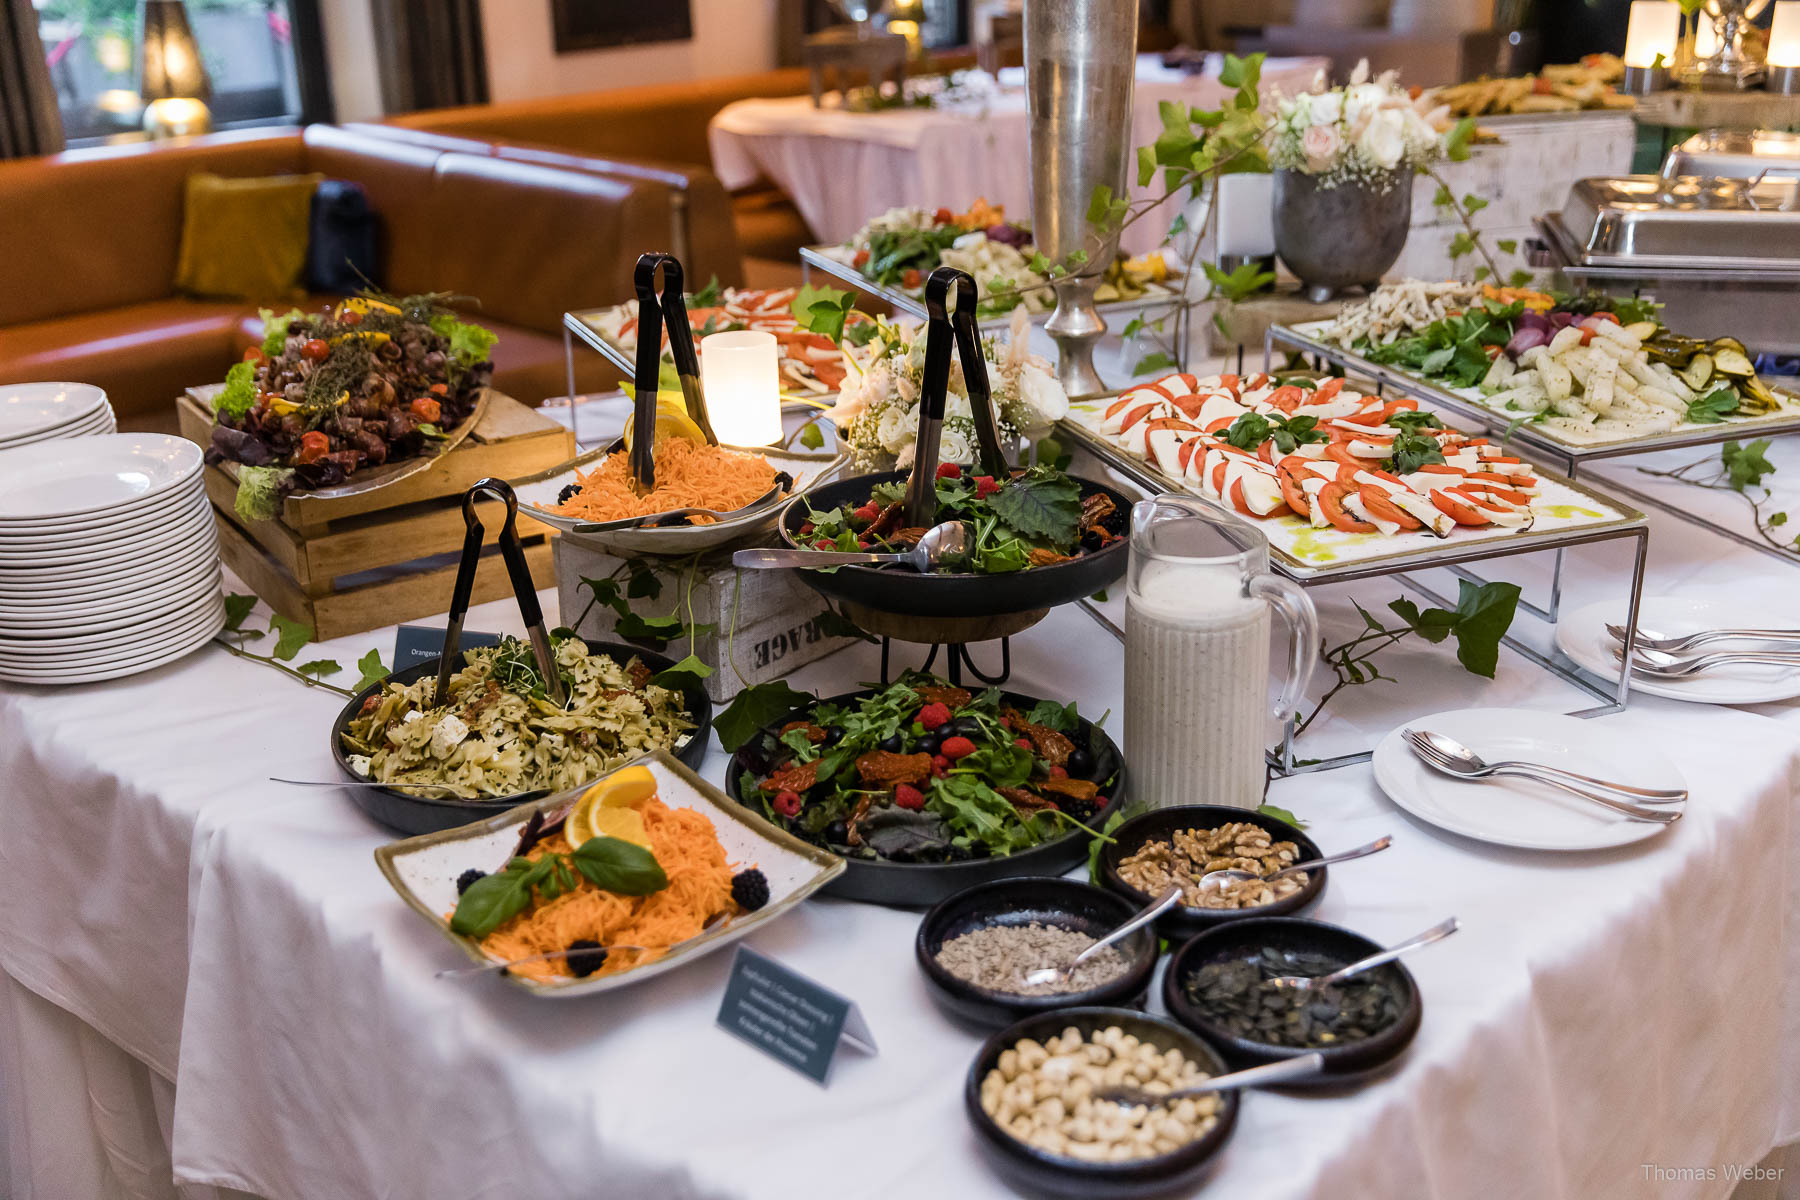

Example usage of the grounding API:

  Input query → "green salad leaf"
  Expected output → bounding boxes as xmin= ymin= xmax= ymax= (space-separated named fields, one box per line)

xmin=214 ymin=360 xmax=258 ymax=420
xmin=259 ymin=307 xmax=305 ymax=357
xmin=986 ymin=469 xmax=1082 ymax=544
xmin=233 ymin=466 xmax=293 ymax=522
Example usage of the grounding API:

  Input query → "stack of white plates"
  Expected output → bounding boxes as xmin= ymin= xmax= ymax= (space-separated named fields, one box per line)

xmin=0 ymin=433 xmax=223 ymax=684
xmin=0 ymin=383 xmax=117 ymax=451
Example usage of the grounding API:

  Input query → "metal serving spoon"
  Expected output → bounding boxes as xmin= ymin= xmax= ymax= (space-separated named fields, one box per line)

xmin=1403 ymin=729 xmax=1685 ymax=824
xmin=731 ymin=520 xmax=968 ymax=572
xmin=1018 ymin=885 xmax=1183 ymax=989
xmin=1265 ymin=916 xmax=1459 ymax=991
xmin=1194 ymin=836 xmax=1393 ymax=895
xmin=1604 ymin=621 xmax=1800 ymax=653
xmin=1616 ymin=643 xmax=1800 ymax=680
xmin=1094 ymin=1052 xmax=1326 ymax=1107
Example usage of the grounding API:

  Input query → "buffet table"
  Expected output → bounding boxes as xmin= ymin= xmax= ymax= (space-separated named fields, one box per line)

xmin=706 ymin=55 xmax=1327 ymax=256
xmin=8 ymin=395 xmax=1800 ymax=1199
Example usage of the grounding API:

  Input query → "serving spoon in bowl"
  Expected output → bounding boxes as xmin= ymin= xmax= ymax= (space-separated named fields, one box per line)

xmin=1264 ymin=916 xmax=1459 ymax=991
xmin=1095 ymin=1052 xmax=1327 ymax=1106
xmin=1018 ymin=884 xmax=1183 ymax=989
xmin=1193 ymin=836 xmax=1393 ymax=896
xmin=732 ymin=520 xmax=968 ymax=573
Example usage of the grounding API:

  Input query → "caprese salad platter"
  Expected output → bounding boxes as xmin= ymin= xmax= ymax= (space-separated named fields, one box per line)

xmin=1060 ymin=370 xmax=1642 ymax=576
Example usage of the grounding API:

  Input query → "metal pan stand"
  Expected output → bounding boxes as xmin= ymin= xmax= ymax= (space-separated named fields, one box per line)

xmin=1267 ymin=322 xmax=1800 ymax=573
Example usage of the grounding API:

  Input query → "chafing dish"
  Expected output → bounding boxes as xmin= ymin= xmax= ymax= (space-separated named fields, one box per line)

xmin=1662 ymin=130 xmax=1800 ymax=183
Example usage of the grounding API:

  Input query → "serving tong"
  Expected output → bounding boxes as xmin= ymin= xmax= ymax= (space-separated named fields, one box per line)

xmin=435 ymin=477 xmax=567 ymax=709
xmin=904 ymin=266 xmax=1011 ymax=527
xmin=627 ymin=251 xmax=717 ymax=492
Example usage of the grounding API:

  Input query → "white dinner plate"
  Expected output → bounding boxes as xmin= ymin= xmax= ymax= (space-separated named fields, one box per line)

xmin=0 ymin=486 xmax=209 ymax=552
xmin=0 ymin=433 xmax=202 ymax=520
xmin=0 ymin=590 xmax=223 ymax=659
xmin=0 ymin=496 xmax=213 ymax=569
xmin=0 ymin=565 xmax=222 ymax=632
xmin=0 ymin=467 xmax=192 ymax=537
xmin=1370 ymin=707 xmax=1685 ymax=852
xmin=0 ymin=538 xmax=219 ymax=604
xmin=1557 ymin=594 xmax=1800 ymax=705
xmin=0 ymin=383 xmax=107 ymax=441
xmin=0 ymin=519 xmax=215 ymax=586
xmin=0 ymin=605 xmax=223 ymax=684
xmin=0 ymin=407 xmax=116 ymax=451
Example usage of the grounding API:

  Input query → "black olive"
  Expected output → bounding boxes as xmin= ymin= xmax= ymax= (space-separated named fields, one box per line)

xmin=950 ymin=717 xmax=983 ymax=738
xmin=1079 ymin=528 xmax=1106 ymax=553
xmin=824 ymin=727 xmax=844 ymax=745
xmin=878 ymin=733 xmax=905 ymax=753
xmin=916 ymin=733 xmax=941 ymax=756
xmin=1067 ymin=745 xmax=1095 ymax=777
xmin=824 ymin=820 xmax=849 ymax=845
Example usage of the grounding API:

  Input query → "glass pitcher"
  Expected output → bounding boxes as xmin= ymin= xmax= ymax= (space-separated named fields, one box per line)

xmin=1125 ymin=495 xmax=1318 ymax=809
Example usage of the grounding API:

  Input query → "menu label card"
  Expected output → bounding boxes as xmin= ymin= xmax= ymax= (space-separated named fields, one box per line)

xmin=393 ymin=625 xmax=502 ymax=667
xmin=716 ymin=946 xmax=877 ymax=1085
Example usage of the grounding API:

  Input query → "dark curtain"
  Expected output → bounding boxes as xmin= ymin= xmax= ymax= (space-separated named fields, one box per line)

xmin=370 ymin=0 xmax=489 ymax=114
xmin=0 ymin=0 xmax=63 ymax=159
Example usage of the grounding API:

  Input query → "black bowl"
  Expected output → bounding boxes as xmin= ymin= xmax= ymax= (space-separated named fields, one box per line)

xmin=1162 ymin=917 xmax=1422 ymax=1082
xmin=330 ymin=639 xmax=712 ymax=835
xmin=1098 ymin=805 xmax=1325 ymax=943
xmin=965 ymin=1007 xmax=1239 ymax=1199
xmin=723 ymin=685 xmax=1124 ymax=907
xmin=916 ymin=879 xmax=1157 ymax=1029
xmin=775 ymin=470 xmax=1132 ymax=619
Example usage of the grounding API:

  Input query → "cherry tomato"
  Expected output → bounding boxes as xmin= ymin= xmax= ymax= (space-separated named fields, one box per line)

xmin=429 ymin=382 xmax=448 ymax=396
xmin=933 ymin=207 xmax=955 ymax=224
xmin=409 ymin=397 xmax=441 ymax=424
xmin=296 ymin=431 xmax=330 ymax=464
xmin=340 ymin=310 xmax=362 ymax=326
xmin=1484 ymin=344 xmax=1504 ymax=360
xmin=901 ymin=268 xmax=922 ymax=289
xmin=302 ymin=338 xmax=329 ymax=361
xmin=1591 ymin=310 xmax=1620 ymax=324
xmin=242 ymin=346 xmax=263 ymax=363
xmin=852 ymin=248 xmax=870 ymax=268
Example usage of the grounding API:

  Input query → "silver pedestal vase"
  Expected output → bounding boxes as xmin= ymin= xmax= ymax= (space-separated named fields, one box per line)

xmin=1272 ymin=168 xmax=1412 ymax=304
xmin=1025 ymin=0 xmax=1140 ymax=400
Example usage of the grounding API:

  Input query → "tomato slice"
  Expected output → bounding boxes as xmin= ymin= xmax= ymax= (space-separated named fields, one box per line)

xmin=1430 ymin=490 xmax=1493 ymax=526
xmin=1359 ymin=485 xmax=1424 ymax=530
xmin=1266 ymin=385 xmax=1304 ymax=413
xmin=1276 ymin=459 xmax=1311 ymax=516
xmin=1319 ymin=482 xmax=1377 ymax=533
xmin=1312 ymin=377 xmax=1345 ymax=403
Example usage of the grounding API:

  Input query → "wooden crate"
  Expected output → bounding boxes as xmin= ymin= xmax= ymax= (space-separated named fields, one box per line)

xmin=178 ymin=390 xmax=576 ymax=639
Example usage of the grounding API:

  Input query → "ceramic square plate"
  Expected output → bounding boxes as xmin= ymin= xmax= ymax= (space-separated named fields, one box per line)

xmin=374 ymin=750 xmax=845 ymax=997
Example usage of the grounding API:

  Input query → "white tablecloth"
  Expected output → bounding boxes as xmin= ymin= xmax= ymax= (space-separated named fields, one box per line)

xmin=10 ymin=394 xmax=1800 ymax=1198
xmin=708 ymin=56 xmax=1328 ymax=256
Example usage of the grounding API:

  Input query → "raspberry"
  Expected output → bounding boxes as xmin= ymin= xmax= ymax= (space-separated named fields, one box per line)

xmin=852 ymin=502 xmax=879 ymax=523
xmin=975 ymin=475 xmax=1000 ymax=498
xmin=773 ymin=789 xmax=802 ymax=817
xmin=932 ymin=753 xmax=952 ymax=771
xmin=1015 ymin=737 xmax=1033 ymax=751
xmin=893 ymin=783 xmax=925 ymax=810
xmin=932 ymin=761 xmax=947 ymax=778
xmin=1096 ymin=795 xmax=1110 ymax=809
xmin=935 ymin=462 xmax=962 ymax=480
xmin=814 ymin=538 xmax=835 ymax=550
xmin=939 ymin=735 xmax=977 ymax=760
xmin=1049 ymin=764 xmax=1069 ymax=779
xmin=799 ymin=521 xmax=815 ymax=535
xmin=917 ymin=702 xmax=952 ymax=730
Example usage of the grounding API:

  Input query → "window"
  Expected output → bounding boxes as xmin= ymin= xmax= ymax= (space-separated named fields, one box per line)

xmin=34 ymin=0 xmax=313 ymax=144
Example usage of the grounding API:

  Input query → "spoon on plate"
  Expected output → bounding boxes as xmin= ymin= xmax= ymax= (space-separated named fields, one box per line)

xmin=1604 ymin=621 xmax=1800 ymax=653
xmin=1095 ymin=1052 xmax=1326 ymax=1107
xmin=1193 ymin=836 xmax=1393 ymax=896
xmin=1264 ymin=916 xmax=1459 ymax=991
xmin=1019 ymin=884 xmax=1183 ymax=988
xmin=732 ymin=520 xmax=968 ymax=572
xmin=1402 ymin=729 xmax=1683 ymax=824
xmin=1615 ymin=643 xmax=1800 ymax=679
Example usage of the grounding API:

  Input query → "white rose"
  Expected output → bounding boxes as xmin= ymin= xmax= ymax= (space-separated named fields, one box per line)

xmin=1301 ymin=123 xmax=1341 ymax=172
xmin=1343 ymin=84 xmax=1380 ymax=141
xmin=876 ymin=402 xmax=915 ymax=454
xmin=1014 ymin=364 xmax=1069 ymax=430
xmin=936 ymin=426 xmax=974 ymax=466
xmin=1308 ymin=90 xmax=1342 ymax=126
xmin=1360 ymin=108 xmax=1406 ymax=171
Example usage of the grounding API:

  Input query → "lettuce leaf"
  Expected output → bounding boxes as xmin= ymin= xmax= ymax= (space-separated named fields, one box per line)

xmin=214 ymin=361 xmax=258 ymax=420
xmin=234 ymin=466 xmax=294 ymax=522
xmin=259 ymin=308 xmax=305 ymax=357
xmin=429 ymin=312 xmax=499 ymax=368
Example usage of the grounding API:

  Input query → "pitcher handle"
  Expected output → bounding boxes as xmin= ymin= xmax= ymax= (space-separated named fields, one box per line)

xmin=1248 ymin=572 xmax=1317 ymax=723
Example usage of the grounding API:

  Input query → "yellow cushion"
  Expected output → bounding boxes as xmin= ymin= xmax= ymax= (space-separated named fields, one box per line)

xmin=174 ymin=172 xmax=324 ymax=301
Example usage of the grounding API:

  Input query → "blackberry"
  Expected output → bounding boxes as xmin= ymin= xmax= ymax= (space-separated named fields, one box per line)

xmin=455 ymin=868 xmax=487 ymax=895
xmin=1059 ymin=795 xmax=1100 ymax=825
xmin=731 ymin=868 xmax=771 ymax=912
xmin=557 ymin=482 xmax=581 ymax=505
xmin=564 ymin=939 xmax=608 ymax=977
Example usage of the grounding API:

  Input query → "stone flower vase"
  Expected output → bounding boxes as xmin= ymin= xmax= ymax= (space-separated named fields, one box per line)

xmin=1272 ymin=168 xmax=1413 ymax=303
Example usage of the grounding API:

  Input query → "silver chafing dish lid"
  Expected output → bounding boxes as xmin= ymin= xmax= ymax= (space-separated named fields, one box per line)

xmin=1662 ymin=130 xmax=1800 ymax=182
xmin=1544 ymin=175 xmax=1800 ymax=273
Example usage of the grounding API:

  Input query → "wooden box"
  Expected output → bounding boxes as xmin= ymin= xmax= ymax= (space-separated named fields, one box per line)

xmin=553 ymin=537 xmax=860 ymax=703
xmin=178 ymin=390 xmax=577 ymax=640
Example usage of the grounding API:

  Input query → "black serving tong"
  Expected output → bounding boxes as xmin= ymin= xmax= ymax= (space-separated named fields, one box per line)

xmin=434 ymin=478 xmax=568 ymax=709
xmin=629 ymin=252 xmax=717 ymax=491
xmin=904 ymin=267 xmax=1010 ymax=527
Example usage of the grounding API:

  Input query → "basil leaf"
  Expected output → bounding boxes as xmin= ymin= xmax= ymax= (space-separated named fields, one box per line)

xmin=570 ymin=836 xmax=670 ymax=895
xmin=450 ymin=869 xmax=534 ymax=938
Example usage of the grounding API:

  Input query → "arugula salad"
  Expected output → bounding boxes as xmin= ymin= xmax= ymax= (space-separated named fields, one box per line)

xmin=730 ymin=672 xmax=1117 ymax=865
xmin=794 ymin=463 xmax=1125 ymax=575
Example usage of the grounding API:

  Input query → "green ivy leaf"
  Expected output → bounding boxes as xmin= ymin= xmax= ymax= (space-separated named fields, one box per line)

xmin=1256 ymin=802 xmax=1306 ymax=829
xmin=1085 ymin=184 xmax=1114 ymax=227
xmin=1448 ymin=580 xmax=1522 ymax=678
xmin=223 ymin=593 xmax=258 ymax=634
xmin=1496 ymin=238 xmax=1519 ymax=255
xmin=1462 ymin=193 xmax=1489 ymax=214
xmin=1444 ymin=116 xmax=1477 ymax=162
xmin=269 ymin=615 xmax=315 ymax=662
xmin=296 ymin=659 xmax=341 ymax=679
xmin=799 ymin=421 xmax=825 ymax=450
xmin=646 ymin=652 xmax=714 ymax=694
xmin=714 ymin=680 xmax=816 ymax=752
xmin=1132 ymin=351 xmax=1180 ymax=377
xmin=1724 ymin=439 xmax=1776 ymax=492
xmin=354 ymin=648 xmax=390 ymax=692
xmin=1432 ymin=184 xmax=1454 ymax=208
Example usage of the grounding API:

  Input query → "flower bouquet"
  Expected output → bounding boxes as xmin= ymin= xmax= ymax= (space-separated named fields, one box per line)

xmin=1269 ymin=60 xmax=1455 ymax=191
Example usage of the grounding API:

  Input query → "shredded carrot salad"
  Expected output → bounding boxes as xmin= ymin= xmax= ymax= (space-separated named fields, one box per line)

xmin=480 ymin=798 xmax=737 ymax=981
xmin=549 ymin=439 xmax=778 ymax=524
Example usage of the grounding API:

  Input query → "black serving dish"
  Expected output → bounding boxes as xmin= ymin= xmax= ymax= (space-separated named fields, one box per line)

xmin=1098 ymin=805 xmax=1326 ymax=943
xmin=775 ymin=470 xmax=1132 ymax=619
xmin=1162 ymin=917 xmax=1422 ymax=1082
xmin=330 ymin=638 xmax=712 ymax=835
xmin=965 ymin=1007 xmax=1239 ymax=1199
xmin=723 ymin=685 xmax=1123 ymax=907
xmin=916 ymin=879 xmax=1157 ymax=1029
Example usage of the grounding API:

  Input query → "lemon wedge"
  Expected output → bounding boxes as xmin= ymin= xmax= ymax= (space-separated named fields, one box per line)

xmin=566 ymin=764 xmax=659 ymax=845
xmin=578 ymin=806 xmax=653 ymax=850
xmin=622 ymin=404 xmax=706 ymax=453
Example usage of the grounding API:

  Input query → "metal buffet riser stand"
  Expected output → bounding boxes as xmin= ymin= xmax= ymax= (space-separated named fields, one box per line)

xmin=1265 ymin=321 xmax=1800 ymax=571
xmin=796 ymin=246 xmax=1197 ymax=371
xmin=1054 ymin=416 xmax=1650 ymax=777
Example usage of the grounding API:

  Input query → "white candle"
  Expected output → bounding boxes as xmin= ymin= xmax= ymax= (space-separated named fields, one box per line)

xmin=699 ymin=330 xmax=782 ymax=446
xmin=1216 ymin=173 xmax=1274 ymax=257
xmin=1771 ymin=1 xmax=1800 ymax=65
xmin=1695 ymin=10 xmax=1719 ymax=58
xmin=1623 ymin=0 xmax=1680 ymax=67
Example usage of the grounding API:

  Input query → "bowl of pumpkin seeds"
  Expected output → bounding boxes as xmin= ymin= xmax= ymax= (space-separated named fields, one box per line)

xmin=1161 ymin=917 xmax=1421 ymax=1083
